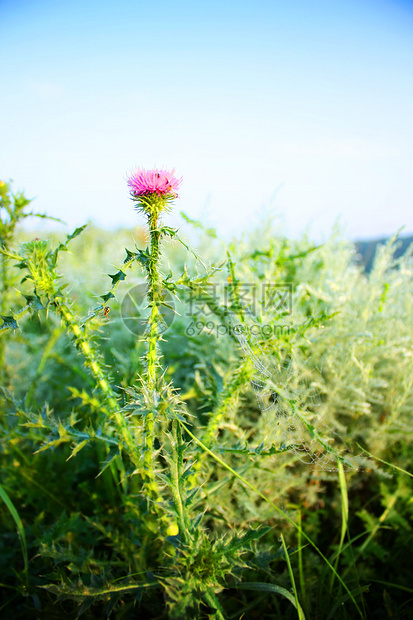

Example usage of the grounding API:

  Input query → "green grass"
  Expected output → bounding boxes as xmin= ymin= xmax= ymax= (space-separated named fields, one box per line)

xmin=0 ymin=180 xmax=412 ymax=619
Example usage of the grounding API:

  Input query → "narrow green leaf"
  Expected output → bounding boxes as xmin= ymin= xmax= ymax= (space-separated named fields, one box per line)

xmin=368 ymin=579 xmax=413 ymax=594
xmin=338 ymin=461 xmax=349 ymax=557
xmin=0 ymin=484 xmax=28 ymax=584
xmin=180 ymin=211 xmax=218 ymax=238
xmin=235 ymin=582 xmax=306 ymax=617
xmin=356 ymin=444 xmax=413 ymax=478
xmin=40 ymin=580 xmax=159 ymax=602
xmin=66 ymin=224 xmax=87 ymax=243
xmin=326 ymin=586 xmax=369 ymax=620
xmin=281 ymin=534 xmax=305 ymax=620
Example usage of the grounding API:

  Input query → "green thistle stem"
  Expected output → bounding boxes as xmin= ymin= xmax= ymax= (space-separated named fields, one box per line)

xmin=22 ymin=245 xmax=141 ymax=468
xmin=0 ymin=251 xmax=11 ymax=382
xmin=1 ymin=254 xmax=9 ymax=312
xmin=146 ymin=213 xmax=162 ymax=391
xmin=142 ymin=212 xmax=163 ymax=500
xmin=0 ymin=259 xmax=7 ymax=377
xmin=188 ymin=360 xmax=253 ymax=488
xmin=202 ymin=361 xmax=252 ymax=446
xmin=55 ymin=300 xmax=141 ymax=468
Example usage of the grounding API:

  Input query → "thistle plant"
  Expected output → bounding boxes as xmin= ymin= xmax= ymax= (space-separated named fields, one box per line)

xmin=127 ymin=168 xmax=182 ymax=501
xmin=0 ymin=180 xmax=63 ymax=395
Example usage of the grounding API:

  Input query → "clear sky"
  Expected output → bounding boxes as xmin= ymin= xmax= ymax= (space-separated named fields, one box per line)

xmin=1 ymin=0 xmax=412 ymax=240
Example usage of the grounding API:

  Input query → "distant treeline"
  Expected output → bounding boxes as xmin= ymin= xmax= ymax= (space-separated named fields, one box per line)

xmin=355 ymin=235 xmax=413 ymax=272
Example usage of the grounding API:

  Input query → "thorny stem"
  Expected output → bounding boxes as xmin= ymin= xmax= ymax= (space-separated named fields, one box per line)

xmin=55 ymin=299 xmax=141 ymax=469
xmin=203 ymin=360 xmax=253 ymax=447
xmin=146 ymin=213 xmax=162 ymax=392
xmin=188 ymin=359 xmax=254 ymax=488
xmin=1 ymin=254 xmax=9 ymax=313
xmin=142 ymin=213 xmax=163 ymax=501
xmin=0 ymin=250 xmax=11 ymax=382
xmin=0 ymin=256 xmax=7 ymax=377
xmin=187 ymin=258 xmax=254 ymax=487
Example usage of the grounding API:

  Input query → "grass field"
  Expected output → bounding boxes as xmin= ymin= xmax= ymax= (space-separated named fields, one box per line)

xmin=0 ymin=180 xmax=412 ymax=619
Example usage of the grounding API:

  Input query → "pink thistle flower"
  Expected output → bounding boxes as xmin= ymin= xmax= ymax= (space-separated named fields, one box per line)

xmin=127 ymin=167 xmax=182 ymax=219
xmin=127 ymin=168 xmax=182 ymax=198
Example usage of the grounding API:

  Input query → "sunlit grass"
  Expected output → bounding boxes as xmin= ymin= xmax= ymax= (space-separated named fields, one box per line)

xmin=0 ymin=180 xmax=412 ymax=619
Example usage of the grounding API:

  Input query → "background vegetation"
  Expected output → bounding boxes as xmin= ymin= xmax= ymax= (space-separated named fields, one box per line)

xmin=0 ymin=181 xmax=412 ymax=619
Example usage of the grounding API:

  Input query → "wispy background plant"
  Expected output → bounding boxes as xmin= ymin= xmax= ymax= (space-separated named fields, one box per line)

xmin=0 ymin=176 xmax=412 ymax=619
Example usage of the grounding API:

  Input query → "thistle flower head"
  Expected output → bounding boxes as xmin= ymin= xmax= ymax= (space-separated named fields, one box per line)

xmin=127 ymin=168 xmax=182 ymax=218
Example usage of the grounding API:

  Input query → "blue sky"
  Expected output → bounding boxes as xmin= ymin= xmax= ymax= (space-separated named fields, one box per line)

xmin=1 ymin=0 xmax=412 ymax=240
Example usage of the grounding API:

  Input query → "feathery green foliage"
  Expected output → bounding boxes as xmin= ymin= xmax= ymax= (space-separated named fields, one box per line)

xmin=0 ymin=180 xmax=412 ymax=619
